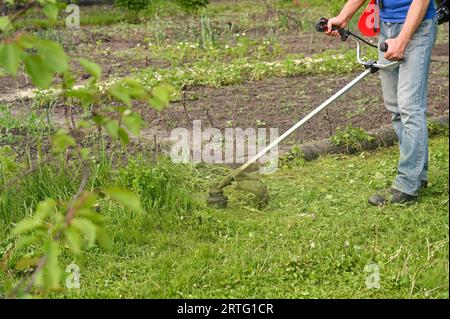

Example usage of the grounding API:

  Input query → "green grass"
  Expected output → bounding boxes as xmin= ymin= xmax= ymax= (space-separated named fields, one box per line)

xmin=136 ymin=47 xmax=375 ymax=91
xmin=1 ymin=136 xmax=447 ymax=298
xmin=2 ymin=0 xmax=448 ymax=299
xmin=0 ymin=104 xmax=52 ymax=146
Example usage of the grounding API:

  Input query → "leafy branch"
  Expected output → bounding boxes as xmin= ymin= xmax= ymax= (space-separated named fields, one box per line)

xmin=0 ymin=0 xmax=175 ymax=297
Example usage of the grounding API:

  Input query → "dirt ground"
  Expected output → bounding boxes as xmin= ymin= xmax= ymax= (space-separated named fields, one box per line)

xmin=1 ymin=14 xmax=449 ymax=148
xmin=0 ymin=29 xmax=357 ymax=97
xmin=134 ymin=42 xmax=449 ymax=145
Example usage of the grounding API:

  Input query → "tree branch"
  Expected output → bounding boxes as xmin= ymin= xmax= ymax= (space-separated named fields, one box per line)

xmin=8 ymin=102 xmax=91 ymax=298
xmin=9 ymin=0 xmax=37 ymax=24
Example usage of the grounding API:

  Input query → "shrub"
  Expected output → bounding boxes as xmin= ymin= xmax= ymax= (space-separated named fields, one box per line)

xmin=115 ymin=0 xmax=209 ymax=12
xmin=115 ymin=0 xmax=152 ymax=11
xmin=175 ymin=0 xmax=209 ymax=12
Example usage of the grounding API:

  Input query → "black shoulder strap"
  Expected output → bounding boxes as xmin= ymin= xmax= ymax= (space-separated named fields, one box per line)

xmin=437 ymin=0 xmax=449 ymax=25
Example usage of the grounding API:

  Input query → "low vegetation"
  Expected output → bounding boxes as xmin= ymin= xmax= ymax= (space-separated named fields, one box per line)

xmin=0 ymin=0 xmax=448 ymax=299
xmin=1 ymin=135 xmax=448 ymax=298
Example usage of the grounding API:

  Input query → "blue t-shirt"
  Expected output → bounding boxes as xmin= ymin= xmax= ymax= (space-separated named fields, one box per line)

xmin=378 ymin=0 xmax=436 ymax=23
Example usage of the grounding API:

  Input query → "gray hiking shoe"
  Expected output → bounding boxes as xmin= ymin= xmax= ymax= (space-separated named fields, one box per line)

xmin=368 ymin=188 xmax=417 ymax=206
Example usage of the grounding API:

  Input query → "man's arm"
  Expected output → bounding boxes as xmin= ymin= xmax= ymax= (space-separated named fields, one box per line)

xmin=326 ymin=0 xmax=367 ymax=37
xmin=384 ymin=0 xmax=431 ymax=60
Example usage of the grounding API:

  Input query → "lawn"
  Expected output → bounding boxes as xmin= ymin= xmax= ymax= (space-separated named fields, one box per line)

xmin=0 ymin=0 xmax=448 ymax=299
xmin=2 ymin=136 xmax=447 ymax=298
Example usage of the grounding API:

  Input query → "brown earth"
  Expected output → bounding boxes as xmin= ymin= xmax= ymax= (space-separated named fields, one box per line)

xmin=1 ymin=18 xmax=449 ymax=151
xmin=4 ymin=16 xmax=444 ymax=97
xmin=6 ymin=40 xmax=449 ymax=154
xmin=135 ymin=45 xmax=449 ymax=145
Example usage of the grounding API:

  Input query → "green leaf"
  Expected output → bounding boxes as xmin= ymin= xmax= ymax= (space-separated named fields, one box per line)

xmin=65 ymin=88 xmax=95 ymax=111
xmin=15 ymin=257 xmax=40 ymax=271
xmin=104 ymin=120 xmax=119 ymax=140
xmin=92 ymin=114 xmax=107 ymax=126
xmin=72 ymin=193 xmax=98 ymax=214
xmin=73 ymin=192 xmax=97 ymax=209
xmin=77 ymin=120 xmax=90 ymax=129
xmin=76 ymin=209 xmax=104 ymax=224
xmin=63 ymin=71 xmax=76 ymax=89
xmin=43 ymin=3 xmax=59 ymax=21
xmin=13 ymin=218 xmax=43 ymax=236
xmin=15 ymin=235 xmax=41 ymax=251
xmin=35 ymin=40 xmax=69 ymax=73
xmin=122 ymin=79 xmax=146 ymax=99
xmin=51 ymin=130 xmax=76 ymax=153
xmin=149 ymin=84 xmax=176 ymax=111
xmin=0 ymin=16 xmax=11 ymax=33
xmin=24 ymin=55 xmax=54 ymax=89
xmin=34 ymin=199 xmax=57 ymax=221
xmin=122 ymin=111 xmax=143 ymax=136
xmin=118 ymin=127 xmax=129 ymax=145
xmin=79 ymin=58 xmax=102 ymax=79
xmin=34 ymin=269 xmax=45 ymax=288
xmin=103 ymin=187 xmax=144 ymax=213
xmin=108 ymin=85 xmax=131 ymax=107
xmin=64 ymin=227 xmax=82 ymax=255
xmin=80 ymin=148 xmax=90 ymax=160
xmin=44 ymin=240 xmax=61 ymax=289
xmin=0 ymin=43 xmax=22 ymax=76
xmin=71 ymin=218 xmax=97 ymax=247
xmin=17 ymin=34 xmax=38 ymax=49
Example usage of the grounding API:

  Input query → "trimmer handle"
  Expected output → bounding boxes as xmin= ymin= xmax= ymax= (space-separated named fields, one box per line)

xmin=315 ymin=17 xmax=349 ymax=40
xmin=379 ymin=42 xmax=388 ymax=52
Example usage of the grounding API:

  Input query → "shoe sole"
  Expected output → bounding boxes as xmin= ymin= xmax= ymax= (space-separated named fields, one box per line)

xmin=368 ymin=198 xmax=387 ymax=206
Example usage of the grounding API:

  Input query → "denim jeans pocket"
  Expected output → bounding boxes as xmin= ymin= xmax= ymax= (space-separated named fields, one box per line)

xmin=414 ymin=19 xmax=434 ymax=37
xmin=408 ymin=19 xmax=436 ymax=51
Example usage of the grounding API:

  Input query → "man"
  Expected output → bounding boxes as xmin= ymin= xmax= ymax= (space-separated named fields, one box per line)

xmin=326 ymin=0 xmax=438 ymax=206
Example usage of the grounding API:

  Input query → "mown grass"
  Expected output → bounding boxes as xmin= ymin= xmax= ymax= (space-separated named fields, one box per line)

xmin=1 ymin=136 xmax=447 ymax=298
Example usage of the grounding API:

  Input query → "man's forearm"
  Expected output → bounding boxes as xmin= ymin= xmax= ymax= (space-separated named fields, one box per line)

xmin=337 ymin=0 xmax=368 ymax=23
xmin=398 ymin=0 xmax=431 ymax=44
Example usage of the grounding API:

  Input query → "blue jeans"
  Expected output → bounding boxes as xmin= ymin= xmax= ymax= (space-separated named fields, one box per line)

xmin=378 ymin=18 xmax=438 ymax=196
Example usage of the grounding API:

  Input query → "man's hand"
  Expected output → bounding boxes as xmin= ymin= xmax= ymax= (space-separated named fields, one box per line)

xmin=325 ymin=16 xmax=348 ymax=37
xmin=384 ymin=0 xmax=431 ymax=60
xmin=324 ymin=0 xmax=366 ymax=37
xmin=384 ymin=37 xmax=408 ymax=61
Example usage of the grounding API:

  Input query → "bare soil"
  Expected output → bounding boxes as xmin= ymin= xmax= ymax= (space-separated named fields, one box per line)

xmin=131 ymin=38 xmax=448 ymax=144
xmin=1 ymin=18 xmax=448 ymax=150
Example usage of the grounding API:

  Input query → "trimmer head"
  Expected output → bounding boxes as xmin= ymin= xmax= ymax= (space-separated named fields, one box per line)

xmin=207 ymin=190 xmax=229 ymax=208
xmin=207 ymin=171 xmax=269 ymax=209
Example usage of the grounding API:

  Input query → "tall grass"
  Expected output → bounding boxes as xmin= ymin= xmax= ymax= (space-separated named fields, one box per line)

xmin=117 ymin=155 xmax=201 ymax=216
xmin=0 ymin=157 xmax=77 ymax=243
xmin=0 ymin=149 xmax=202 ymax=241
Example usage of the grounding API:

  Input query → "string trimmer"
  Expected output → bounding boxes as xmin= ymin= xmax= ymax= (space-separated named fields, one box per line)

xmin=207 ymin=18 xmax=401 ymax=208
